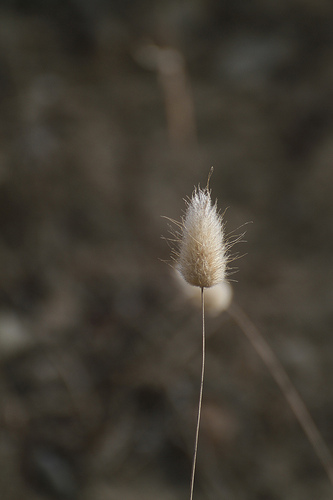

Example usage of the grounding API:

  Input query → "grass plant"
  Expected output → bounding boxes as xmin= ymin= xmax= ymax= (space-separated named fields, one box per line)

xmin=165 ymin=169 xmax=333 ymax=498
xmin=166 ymin=168 xmax=228 ymax=499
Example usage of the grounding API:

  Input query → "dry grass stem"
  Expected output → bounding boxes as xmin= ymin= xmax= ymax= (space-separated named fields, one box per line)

xmin=229 ymin=302 xmax=333 ymax=491
xmin=189 ymin=287 xmax=205 ymax=500
xmin=134 ymin=44 xmax=196 ymax=145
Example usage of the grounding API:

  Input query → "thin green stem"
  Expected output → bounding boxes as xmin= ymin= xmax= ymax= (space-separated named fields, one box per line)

xmin=190 ymin=287 xmax=205 ymax=500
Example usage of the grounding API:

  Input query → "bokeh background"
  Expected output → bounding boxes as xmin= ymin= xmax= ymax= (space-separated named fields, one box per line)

xmin=1 ymin=1 xmax=333 ymax=499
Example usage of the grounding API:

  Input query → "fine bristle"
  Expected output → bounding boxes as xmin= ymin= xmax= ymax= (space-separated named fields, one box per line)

xmin=177 ymin=186 xmax=226 ymax=288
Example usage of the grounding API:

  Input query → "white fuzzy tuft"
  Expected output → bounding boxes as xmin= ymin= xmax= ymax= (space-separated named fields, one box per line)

xmin=177 ymin=185 xmax=226 ymax=288
xmin=175 ymin=269 xmax=233 ymax=315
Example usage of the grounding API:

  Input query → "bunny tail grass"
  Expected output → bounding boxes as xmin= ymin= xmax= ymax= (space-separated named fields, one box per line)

xmin=164 ymin=170 xmax=228 ymax=500
xmin=177 ymin=173 xmax=227 ymax=289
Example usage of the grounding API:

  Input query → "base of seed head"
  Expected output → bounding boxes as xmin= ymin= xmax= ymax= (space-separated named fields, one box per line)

xmin=176 ymin=177 xmax=227 ymax=289
xmin=175 ymin=269 xmax=233 ymax=315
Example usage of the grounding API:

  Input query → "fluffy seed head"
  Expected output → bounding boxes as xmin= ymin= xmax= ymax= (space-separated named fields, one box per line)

xmin=176 ymin=182 xmax=227 ymax=288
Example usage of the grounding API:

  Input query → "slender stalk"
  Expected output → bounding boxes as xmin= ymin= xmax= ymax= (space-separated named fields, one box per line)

xmin=228 ymin=302 xmax=333 ymax=490
xmin=190 ymin=287 xmax=205 ymax=500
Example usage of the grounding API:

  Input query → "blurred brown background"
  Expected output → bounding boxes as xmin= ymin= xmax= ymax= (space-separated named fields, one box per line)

xmin=0 ymin=1 xmax=333 ymax=499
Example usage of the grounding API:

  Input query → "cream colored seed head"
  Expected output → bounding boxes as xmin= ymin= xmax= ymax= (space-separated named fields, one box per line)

xmin=177 ymin=185 xmax=226 ymax=288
